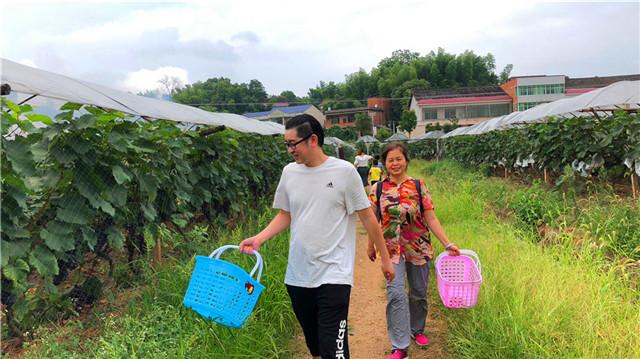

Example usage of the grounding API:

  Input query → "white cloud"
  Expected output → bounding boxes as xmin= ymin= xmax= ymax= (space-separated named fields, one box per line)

xmin=2 ymin=0 xmax=638 ymax=97
xmin=121 ymin=66 xmax=189 ymax=93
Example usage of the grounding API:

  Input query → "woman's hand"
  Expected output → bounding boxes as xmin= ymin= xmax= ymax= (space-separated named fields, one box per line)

xmin=367 ymin=245 xmax=377 ymax=262
xmin=446 ymin=244 xmax=461 ymax=256
xmin=381 ymin=260 xmax=395 ymax=283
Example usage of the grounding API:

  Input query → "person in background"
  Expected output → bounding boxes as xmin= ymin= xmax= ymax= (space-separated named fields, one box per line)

xmin=368 ymin=159 xmax=383 ymax=187
xmin=368 ymin=142 xmax=460 ymax=359
xmin=240 ymin=114 xmax=395 ymax=359
xmin=354 ymin=148 xmax=373 ymax=187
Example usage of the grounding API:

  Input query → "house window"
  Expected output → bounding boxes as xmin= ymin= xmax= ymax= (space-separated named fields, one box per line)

xmin=423 ymin=108 xmax=438 ymax=121
xmin=466 ymin=105 xmax=490 ymax=118
xmin=444 ymin=107 xmax=457 ymax=119
xmin=517 ymin=84 xmax=565 ymax=96
xmin=463 ymin=103 xmax=511 ymax=118
xmin=331 ymin=117 xmax=339 ymax=124
xmin=517 ymin=102 xmax=547 ymax=111
xmin=489 ymin=103 xmax=511 ymax=116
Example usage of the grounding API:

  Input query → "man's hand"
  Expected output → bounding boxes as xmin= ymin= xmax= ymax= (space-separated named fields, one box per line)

xmin=239 ymin=236 xmax=262 ymax=254
xmin=367 ymin=244 xmax=376 ymax=262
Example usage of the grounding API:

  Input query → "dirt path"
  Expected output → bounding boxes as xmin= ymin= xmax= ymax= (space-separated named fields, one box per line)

xmin=289 ymin=223 xmax=450 ymax=358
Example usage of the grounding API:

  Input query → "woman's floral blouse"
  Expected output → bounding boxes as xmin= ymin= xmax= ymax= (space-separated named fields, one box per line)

xmin=369 ymin=177 xmax=435 ymax=265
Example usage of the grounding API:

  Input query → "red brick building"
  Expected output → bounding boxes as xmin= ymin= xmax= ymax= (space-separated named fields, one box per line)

xmin=323 ymin=96 xmax=392 ymax=133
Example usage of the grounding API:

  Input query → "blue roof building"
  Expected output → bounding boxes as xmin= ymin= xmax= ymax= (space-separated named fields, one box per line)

xmin=243 ymin=104 xmax=325 ymax=125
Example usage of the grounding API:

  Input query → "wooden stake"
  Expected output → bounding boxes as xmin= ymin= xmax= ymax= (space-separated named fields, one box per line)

xmin=152 ymin=238 xmax=162 ymax=267
xmin=632 ymin=172 xmax=637 ymax=199
xmin=504 ymin=166 xmax=508 ymax=179
xmin=543 ymin=168 xmax=548 ymax=184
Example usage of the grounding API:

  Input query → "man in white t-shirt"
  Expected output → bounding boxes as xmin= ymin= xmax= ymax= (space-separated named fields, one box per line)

xmin=240 ymin=114 xmax=394 ymax=359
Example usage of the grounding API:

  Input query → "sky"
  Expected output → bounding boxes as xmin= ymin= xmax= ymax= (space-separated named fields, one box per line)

xmin=1 ymin=0 xmax=639 ymax=97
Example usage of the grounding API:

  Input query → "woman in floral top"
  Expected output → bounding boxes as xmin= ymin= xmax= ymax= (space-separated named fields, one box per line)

xmin=368 ymin=142 xmax=460 ymax=359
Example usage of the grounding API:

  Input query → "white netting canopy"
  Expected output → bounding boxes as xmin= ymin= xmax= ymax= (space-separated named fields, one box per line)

xmin=463 ymin=111 xmax=522 ymax=136
xmin=501 ymin=80 xmax=639 ymax=127
xmin=0 ymin=58 xmax=283 ymax=135
xmin=386 ymin=132 xmax=409 ymax=142
xmin=440 ymin=125 xmax=473 ymax=138
xmin=409 ymin=130 xmax=445 ymax=142
xmin=441 ymin=80 xmax=639 ymax=138
xmin=324 ymin=136 xmax=348 ymax=147
xmin=423 ymin=130 xmax=445 ymax=139
xmin=356 ymin=135 xmax=379 ymax=143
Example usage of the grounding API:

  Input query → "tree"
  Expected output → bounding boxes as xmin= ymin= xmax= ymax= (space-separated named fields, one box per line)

xmin=354 ymin=112 xmax=373 ymax=136
xmin=268 ymin=90 xmax=300 ymax=104
xmin=499 ymin=64 xmax=514 ymax=84
xmin=376 ymin=127 xmax=392 ymax=141
xmin=344 ymin=68 xmax=377 ymax=100
xmin=424 ymin=123 xmax=442 ymax=133
xmin=428 ymin=63 xmax=443 ymax=88
xmin=172 ymin=77 xmax=269 ymax=114
xmin=308 ymin=81 xmax=343 ymax=103
xmin=399 ymin=110 xmax=417 ymax=137
xmin=325 ymin=126 xmax=357 ymax=141
xmin=378 ymin=49 xmax=420 ymax=72
xmin=158 ymin=75 xmax=184 ymax=95
xmin=444 ymin=60 xmax=458 ymax=88
xmin=341 ymin=126 xmax=358 ymax=141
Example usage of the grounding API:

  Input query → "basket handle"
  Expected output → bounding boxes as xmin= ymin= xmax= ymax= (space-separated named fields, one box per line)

xmin=458 ymin=249 xmax=481 ymax=274
xmin=208 ymin=245 xmax=264 ymax=282
xmin=435 ymin=249 xmax=481 ymax=275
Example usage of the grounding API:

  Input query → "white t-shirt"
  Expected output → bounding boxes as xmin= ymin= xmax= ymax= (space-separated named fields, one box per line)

xmin=354 ymin=154 xmax=372 ymax=167
xmin=273 ymin=156 xmax=370 ymax=287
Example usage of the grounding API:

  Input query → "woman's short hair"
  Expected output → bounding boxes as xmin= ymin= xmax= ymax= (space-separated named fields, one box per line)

xmin=381 ymin=142 xmax=410 ymax=164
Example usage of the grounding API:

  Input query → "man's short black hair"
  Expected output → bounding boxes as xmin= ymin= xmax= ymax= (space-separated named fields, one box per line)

xmin=285 ymin=114 xmax=324 ymax=146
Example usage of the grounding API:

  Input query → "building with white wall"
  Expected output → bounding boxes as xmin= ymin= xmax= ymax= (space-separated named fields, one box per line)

xmin=409 ymin=73 xmax=640 ymax=136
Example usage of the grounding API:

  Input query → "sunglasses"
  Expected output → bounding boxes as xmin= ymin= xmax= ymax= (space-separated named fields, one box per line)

xmin=284 ymin=134 xmax=312 ymax=149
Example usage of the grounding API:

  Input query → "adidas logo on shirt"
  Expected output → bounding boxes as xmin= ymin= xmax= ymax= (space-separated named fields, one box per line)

xmin=326 ymin=182 xmax=334 ymax=188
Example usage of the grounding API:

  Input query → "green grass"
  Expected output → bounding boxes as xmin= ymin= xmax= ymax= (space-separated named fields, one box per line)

xmin=21 ymin=205 xmax=298 ymax=359
xmin=19 ymin=160 xmax=639 ymax=358
xmin=412 ymin=160 xmax=640 ymax=358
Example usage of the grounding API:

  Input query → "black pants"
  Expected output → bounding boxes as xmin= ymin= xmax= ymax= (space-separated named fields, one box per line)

xmin=357 ymin=166 xmax=369 ymax=186
xmin=286 ymin=284 xmax=351 ymax=359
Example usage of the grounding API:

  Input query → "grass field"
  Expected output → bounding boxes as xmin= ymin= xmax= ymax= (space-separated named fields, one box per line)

xmin=18 ymin=160 xmax=639 ymax=358
xmin=20 ymin=205 xmax=298 ymax=359
xmin=412 ymin=160 xmax=639 ymax=359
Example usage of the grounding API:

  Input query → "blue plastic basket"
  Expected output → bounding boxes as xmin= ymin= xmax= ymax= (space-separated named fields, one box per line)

xmin=183 ymin=245 xmax=265 ymax=328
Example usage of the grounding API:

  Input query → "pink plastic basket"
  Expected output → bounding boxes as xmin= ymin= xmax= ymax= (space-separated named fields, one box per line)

xmin=435 ymin=249 xmax=482 ymax=309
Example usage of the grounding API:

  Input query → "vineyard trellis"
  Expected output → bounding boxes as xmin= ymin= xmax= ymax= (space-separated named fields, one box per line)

xmin=408 ymin=110 xmax=640 ymax=196
xmin=1 ymin=99 xmax=288 ymax=337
